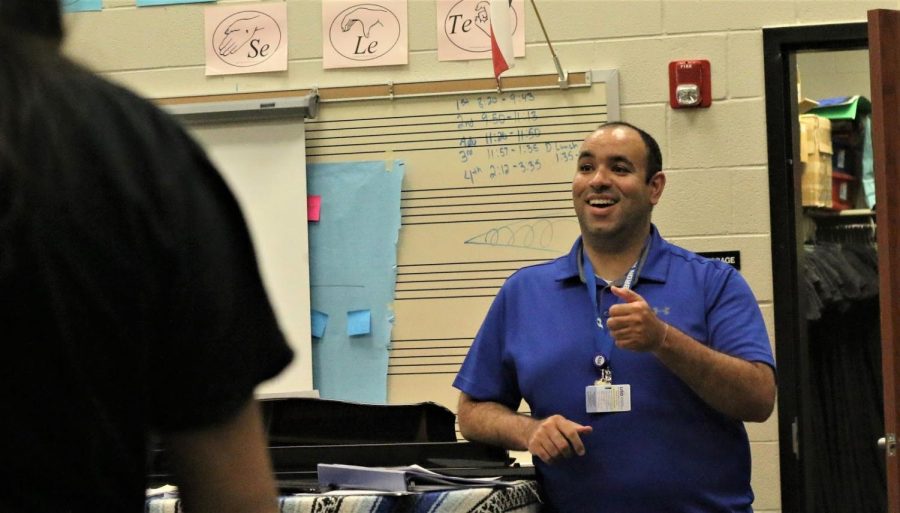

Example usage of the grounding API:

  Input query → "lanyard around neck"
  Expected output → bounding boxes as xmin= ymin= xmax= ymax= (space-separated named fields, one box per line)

xmin=578 ymin=236 xmax=651 ymax=369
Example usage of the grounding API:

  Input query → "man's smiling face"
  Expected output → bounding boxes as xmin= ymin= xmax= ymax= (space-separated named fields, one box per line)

xmin=572 ymin=125 xmax=664 ymax=249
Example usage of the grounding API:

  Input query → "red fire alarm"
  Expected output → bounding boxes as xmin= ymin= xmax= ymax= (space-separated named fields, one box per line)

xmin=668 ymin=60 xmax=711 ymax=109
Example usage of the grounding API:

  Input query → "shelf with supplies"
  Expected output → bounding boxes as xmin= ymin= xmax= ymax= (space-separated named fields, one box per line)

xmin=805 ymin=207 xmax=876 ymax=218
xmin=801 ymin=207 xmax=877 ymax=245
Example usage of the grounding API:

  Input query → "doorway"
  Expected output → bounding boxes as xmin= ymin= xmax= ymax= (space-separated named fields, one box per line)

xmin=764 ymin=23 xmax=885 ymax=513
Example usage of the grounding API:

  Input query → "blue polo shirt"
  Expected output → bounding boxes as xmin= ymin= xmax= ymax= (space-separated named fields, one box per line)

xmin=454 ymin=226 xmax=774 ymax=513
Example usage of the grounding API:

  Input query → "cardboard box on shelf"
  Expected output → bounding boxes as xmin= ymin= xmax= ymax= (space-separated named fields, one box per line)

xmin=808 ymin=96 xmax=871 ymax=178
xmin=798 ymin=114 xmax=833 ymax=208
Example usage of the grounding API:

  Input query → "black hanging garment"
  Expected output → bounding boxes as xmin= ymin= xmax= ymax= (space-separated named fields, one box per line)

xmin=802 ymin=229 xmax=885 ymax=513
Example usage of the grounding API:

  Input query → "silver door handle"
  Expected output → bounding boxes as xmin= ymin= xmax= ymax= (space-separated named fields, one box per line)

xmin=879 ymin=434 xmax=897 ymax=456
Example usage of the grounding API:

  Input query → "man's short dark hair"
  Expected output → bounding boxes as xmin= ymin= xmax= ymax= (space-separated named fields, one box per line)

xmin=0 ymin=0 xmax=63 ymax=44
xmin=597 ymin=121 xmax=663 ymax=182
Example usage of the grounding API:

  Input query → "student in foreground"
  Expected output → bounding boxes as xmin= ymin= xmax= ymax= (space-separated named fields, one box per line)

xmin=0 ymin=1 xmax=293 ymax=512
xmin=454 ymin=122 xmax=776 ymax=512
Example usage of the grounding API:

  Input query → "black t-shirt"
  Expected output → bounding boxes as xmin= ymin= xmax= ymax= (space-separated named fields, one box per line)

xmin=0 ymin=50 xmax=293 ymax=512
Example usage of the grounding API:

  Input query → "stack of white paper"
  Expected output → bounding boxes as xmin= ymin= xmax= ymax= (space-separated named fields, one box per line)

xmin=317 ymin=463 xmax=515 ymax=493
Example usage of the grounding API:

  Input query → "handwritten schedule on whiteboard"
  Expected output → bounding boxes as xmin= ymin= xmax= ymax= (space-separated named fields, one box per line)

xmin=306 ymin=80 xmax=611 ymax=411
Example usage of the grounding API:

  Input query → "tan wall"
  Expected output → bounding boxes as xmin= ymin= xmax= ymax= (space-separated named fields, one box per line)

xmin=797 ymin=48 xmax=871 ymax=104
xmin=60 ymin=2 xmax=900 ymax=511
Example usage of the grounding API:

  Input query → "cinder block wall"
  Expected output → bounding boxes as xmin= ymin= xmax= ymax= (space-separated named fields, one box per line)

xmin=61 ymin=2 xmax=900 ymax=511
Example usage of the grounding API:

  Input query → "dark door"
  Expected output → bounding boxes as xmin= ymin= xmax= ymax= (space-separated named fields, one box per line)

xmin=868 ymin=9 xmax=900 ymax=512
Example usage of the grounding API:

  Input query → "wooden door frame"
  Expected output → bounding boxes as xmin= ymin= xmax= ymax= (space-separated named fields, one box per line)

xmin=762 ymin=22 xmax=868 ymax=513
xmin=867 ymin=9 xmax=900 ymax=511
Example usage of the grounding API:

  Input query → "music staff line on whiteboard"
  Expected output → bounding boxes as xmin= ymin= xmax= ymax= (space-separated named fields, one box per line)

xmin=305 ymin=104 xmax=606 ymax=136
xmin=403 ymin=180 xmax=569 ymax=194
xmin=305 ymin=115 xmax=603 ymax=142
xmin=395 ymin=258 xmax=546 ymax=301
xmin=400 ymin=181 xmax=574 ymax=225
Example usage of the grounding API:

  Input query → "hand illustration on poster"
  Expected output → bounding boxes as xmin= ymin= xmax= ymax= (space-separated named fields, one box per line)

xmin=218 ymin=15 xmax=266 ymax=57
xmin=323 ymin=0 xmax=408 ymax=69
xmin=204 ymin=3 xmax=288 ymax=76
xmin=436 ymin=0 xmax=525 ymax=62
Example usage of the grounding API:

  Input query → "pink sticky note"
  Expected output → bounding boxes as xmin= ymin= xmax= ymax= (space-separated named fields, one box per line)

xmin=307 ymin=195 xmax=321 ymax=222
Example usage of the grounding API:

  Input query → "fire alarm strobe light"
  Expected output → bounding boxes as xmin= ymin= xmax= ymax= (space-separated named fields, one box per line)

xmin=668 ymin=60 xmax=711 ymax=109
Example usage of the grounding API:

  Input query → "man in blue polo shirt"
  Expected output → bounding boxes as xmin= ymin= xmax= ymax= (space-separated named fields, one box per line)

xmin=453 ymin=122 xmax=776 ymax=513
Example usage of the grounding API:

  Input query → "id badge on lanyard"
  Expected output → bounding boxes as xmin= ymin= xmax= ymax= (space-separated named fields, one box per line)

xmin=580 ymin=237 xmax=649 ymax=413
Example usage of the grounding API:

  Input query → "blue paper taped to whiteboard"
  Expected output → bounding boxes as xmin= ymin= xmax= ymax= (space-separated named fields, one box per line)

xmin=311 ymin=310 xmax=328 ymax=338
xmin=137 ymin=0 xmax=214 ymax=5
xmin=347 ymin=310 xmax=371 ymax=336
xmin=62 ymin=0 xmax=102 ymax=12
xmin=308 ymin=160 xmax=404 ymax=403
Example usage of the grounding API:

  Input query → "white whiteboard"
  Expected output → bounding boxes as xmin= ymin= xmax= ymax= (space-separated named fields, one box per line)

xmin=189 ymin=119 xmax=313 ymax=395
xmin=306 ymin=70 xmax=617 ymax=411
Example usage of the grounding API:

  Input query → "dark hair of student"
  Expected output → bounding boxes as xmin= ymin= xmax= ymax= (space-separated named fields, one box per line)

xmin=0 ymin=0 xmax=63 ymax=45
xmin=0 ymin=1 xmax=66 ymax=275
xmin=597 ymin=121 xmax=664 ymax=182
xmin=0 ymin=35 xmax=68 ymax=271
